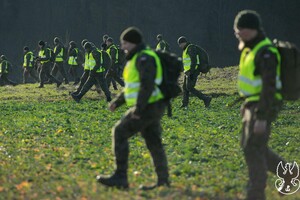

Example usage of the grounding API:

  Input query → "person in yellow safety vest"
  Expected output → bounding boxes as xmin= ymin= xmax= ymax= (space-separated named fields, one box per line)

xmin=105 ymin=37 xmax=125 ymax=90
xmin=155 ymin=34 xmax=170 ymax=52
xmin=177 ymin=36 xmax=212 ymax=108
xmin=22 ymin=46 xmax=39 ymax=84
xmin=51 ymin=37 xmax=69 ymax=84
xmin=37 ymin=40 xmax=62 ymax=88
xmin=97 ymin=27 xmax=170 ymax=190
xmin=71 ymin=39 xmax=90 ymax=95
xmin=234 ymin=10 xmax=295 ymax=199
xmin=70 ymin=42 xmax=111 ymax=102
xmin=0 ymin=55 xmax=17 ymax=86
xmin=67 ymin=41 xmax=80 ymax=85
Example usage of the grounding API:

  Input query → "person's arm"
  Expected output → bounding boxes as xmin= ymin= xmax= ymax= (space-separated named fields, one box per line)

xmin=255 ymin=48 xmax=279 ymax=120
xmin=39 ymin=49 xmax=50 ymax=61
xmin=92 ymin=50 xmax=101 ymax=72
xmin=54 ymin=45 xmax=62 ymax=57
xmin=26 ymin=54 xmax=31 ymax=67
xmin=187 ymin=45 xmax=197 ymax=74
xmin=134 ymin=54 xmax=157 ymax=115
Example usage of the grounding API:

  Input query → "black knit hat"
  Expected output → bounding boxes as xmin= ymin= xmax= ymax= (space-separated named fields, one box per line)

xmin=157 ymin=34 xmax=163 ymax=39
xmin=84 ymin=42 xmax=92 ymax=50
xmin=38 ymin=40 xmax=45 ymax=46
xmin=120 ymin=27 xmax=143 ymax=44
xmin=107 ymin=37 xmax=113 ymax=43
xmin=177 ymin=36 xmax=187 ymax=45
xmin=234 ymin=10 xmax=262 ymax=30
xmin=23 ymin=46 xmax=29 ymax=51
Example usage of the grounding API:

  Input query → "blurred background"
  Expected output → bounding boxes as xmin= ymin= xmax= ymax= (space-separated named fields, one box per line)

xmin=0 ymin=0 xmax=299 ymax=81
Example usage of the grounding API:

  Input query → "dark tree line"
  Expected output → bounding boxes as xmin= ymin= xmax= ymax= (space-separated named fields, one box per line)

xmin=0 ymin=0 xmax=300 ymax=81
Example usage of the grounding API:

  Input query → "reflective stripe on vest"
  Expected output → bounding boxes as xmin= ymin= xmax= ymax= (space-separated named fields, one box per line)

xmin=106 ymin=44 xmax=119 ymax=63
xmin=23 ymin=51 xmax=34 ymax=67
xmin=88 ymin=50 xmax=105 ymax=72
xmin=123 ymin=49 xmax=164 ymax=106
xmin=238 ymin=38 xmax=282 ymax=102
xmin=182 ymin=44 xmax=200 ymax=72
xmin=68 ymin=48 xmax=78 ymax=66
xmin=0 ymin=60 xmax=9 ymax=74
xmin=54 ymin=46 xmax=64 ymax=62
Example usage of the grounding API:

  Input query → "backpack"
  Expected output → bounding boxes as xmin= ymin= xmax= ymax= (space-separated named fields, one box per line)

xmin=273 ymin=39 xmax=300 ymax=100
xmin=156 ymin=51 xmax=183 ymax=100
xmin=194 ymin=45 xmax=211 ymax=74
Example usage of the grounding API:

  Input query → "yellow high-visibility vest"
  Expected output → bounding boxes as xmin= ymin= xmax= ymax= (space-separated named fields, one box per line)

xmin=23 ymin=51 xmax=34 ymax=67
xmin=238 ymin=38 xmax=282 ymax=102
xmin=123 ymin=49 xmax=164 ymax=106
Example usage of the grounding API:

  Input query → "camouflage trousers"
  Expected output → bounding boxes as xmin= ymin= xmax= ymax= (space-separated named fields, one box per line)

xmin=241 ymin=103 xmax=285 ymax=200
xmin=112 ymin=100 xmax=169 ymax=181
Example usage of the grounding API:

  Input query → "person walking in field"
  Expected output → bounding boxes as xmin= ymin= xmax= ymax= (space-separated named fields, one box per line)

xmin=156 ymin=34 xmax=170 ymax=52
xmin=234 ymin=10 xmax=295 ymax=199
xmin=22 ymin=46 xmax=39 ymax=83
xmin=177 ymin=36 xmax=212 ymax=108
xmin=67 ymin=41 xmax=80 ymax=85
xmin=97 ymin=27 xmax=170 ymax=190
xmin=37 ymin=40 xmax=62 ymax=88
xmin=0 ymin=55 xmax=17 ymax=86
xmin=70 ymin=42 xmax=111 ymax=102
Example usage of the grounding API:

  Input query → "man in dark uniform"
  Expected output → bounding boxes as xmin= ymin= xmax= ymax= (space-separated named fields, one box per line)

xmin=51 ymin=37 xmax=69 ymax=84
xmin=71 ymin=39 xmax=90 ymax=95
xmin=22 ymin=46 xmax=39 ymax=83
xmin=70 ymin=42 xmax=111 ymax=102
xmin=105 ymin=37 xmax=125 ymax=90
xmin=97 ymin=27 xmax=170 ymax=190
xmin=0 ymin=55 xmax=17 ymax=86
xmin=177 ymin=36 xmax=212 ymax=108
xmin=234 ymin=10 xmax=293 ymax=199
xmin=67 ymin=41 xmax=80 ymax=85
xmin=156 ymin=34 xmax=170 ymax=52
xmin=37 ymin=40 xmax=62 ymax=88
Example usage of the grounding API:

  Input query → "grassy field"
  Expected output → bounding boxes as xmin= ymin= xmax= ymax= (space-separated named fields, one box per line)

xmin=0 ymin=67 xmax=299 ymax=200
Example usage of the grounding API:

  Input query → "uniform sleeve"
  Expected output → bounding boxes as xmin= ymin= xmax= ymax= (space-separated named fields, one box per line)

xmin=134 ymin=54 xmax=157 ymax=115
xmin=255 ymin=49 xmax=279 ymax=120
xmin=92 ymin=51 xmax=101 ymax=72
xmin=110 ymin=48 xmax=117 ymax=67
xmin=26 ymin=54 xmax=31 ymax=67
xmin=187 ymin=46 xmax=197 ymax=73
xmin=54 ymin=45 xmax=62 ymax=57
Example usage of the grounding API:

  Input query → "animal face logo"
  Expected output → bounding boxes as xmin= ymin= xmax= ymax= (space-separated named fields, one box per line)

xmin=275 ymin=161 xmax=300 ymax=195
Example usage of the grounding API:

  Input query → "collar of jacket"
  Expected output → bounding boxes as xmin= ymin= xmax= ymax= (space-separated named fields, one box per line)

xmin=183 ymin=42 xmax=191 ymax=50
xmin=126 ymin=43 xmax=146 ymax=60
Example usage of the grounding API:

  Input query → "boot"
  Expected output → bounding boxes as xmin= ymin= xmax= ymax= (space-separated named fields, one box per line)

xmin=56 ymin=81 xmax=62 ymax=88
xmin=139 ymin=179 xmax=170 ymax=191
xmin=96 ymin=171 xmax=129 ymax=189
xmin=70 ymin=93 xmax=82 ymax=103
xmin=204 ymin=96 xmax=212 ymax=108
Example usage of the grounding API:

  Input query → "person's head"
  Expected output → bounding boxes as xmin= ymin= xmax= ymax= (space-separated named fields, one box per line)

xmin=81 ymin=39 xmax=88 ymax=48
xmin=84 ymin=42 xmax=93 ymax=53
xmin=234 ymin=10 xmax=262 ymax=43
xmin=156 ymin=34 xmax=163 ymax=41
xmin=103 ymin=34 xmax=109 ymax=42
xmin=23 ymin=46 xmax=29 ymax=53
xmin=0 ymin=55 xmax=7 ymax=61
xmin=120 ymin=27 xmax=143 ymax=54
xmin=106 ymin=37 xmax=113 ymax=46
xmin=69 ymin=41 xmax=76 ymax=47
xmin=54 ymin=37 xmax=60 ymax=45
xmin=38 ymin=40 xmax=45 ymax=49
xmin=177 ymin=36 xmax=188 ymax=49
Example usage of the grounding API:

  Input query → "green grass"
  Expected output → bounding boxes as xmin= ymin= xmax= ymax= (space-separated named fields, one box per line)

xmin=0 ymin=67 xmax=299 ymax=199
